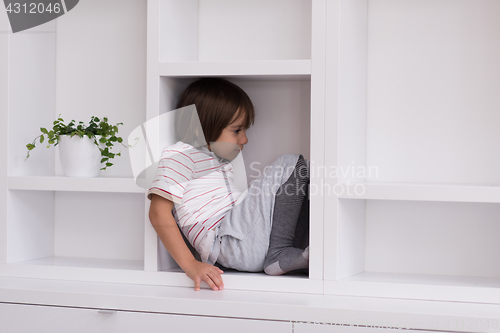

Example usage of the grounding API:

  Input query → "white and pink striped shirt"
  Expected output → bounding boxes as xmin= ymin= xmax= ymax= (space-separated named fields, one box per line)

xmin=147 ymin=141 xmax=242 ymax=263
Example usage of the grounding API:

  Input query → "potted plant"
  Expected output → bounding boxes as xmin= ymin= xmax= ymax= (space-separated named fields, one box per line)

xmin=25 ymin=115 xmax=135 ymax=177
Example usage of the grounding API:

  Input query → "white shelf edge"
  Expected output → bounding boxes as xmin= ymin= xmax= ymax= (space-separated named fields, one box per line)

xmin=336 ymin=182 xmax=500 ymax=203
xmin=324 ymin=271 xmax=500 ymax=305
xmin=14 ymin=256 xmax=145 ymax=271
xmin=7 ymin=176 xmax=145 ymax=194
xmin=0 ymin=262 xmax=322 ymax=294
xmin=158 ymin=60 xmax=311 ymax=79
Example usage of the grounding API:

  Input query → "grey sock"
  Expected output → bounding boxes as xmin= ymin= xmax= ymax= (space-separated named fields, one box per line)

xmin=263 ymin=155 xmax=310 ymax=275
xmin=264 ymin=246 xmax=309 ymax=276
xmin=293 ymin=186 xmax=310 ymax=250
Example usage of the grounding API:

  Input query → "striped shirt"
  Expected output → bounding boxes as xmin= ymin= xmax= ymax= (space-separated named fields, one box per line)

xmin=147 ymin=141 xmax=242 ymax=263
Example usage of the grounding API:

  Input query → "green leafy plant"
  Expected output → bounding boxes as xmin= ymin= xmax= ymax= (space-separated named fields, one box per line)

xmin=26 ymin=114 xmax=137 ymax=171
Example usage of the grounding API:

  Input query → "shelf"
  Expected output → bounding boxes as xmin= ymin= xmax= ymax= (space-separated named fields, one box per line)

xmin=8 ymin=176 xmax=145 ymax=193
xmin=325 ymin=271 xmax=500 ymax=305
xmin=160 ymin=268 xmax=318 ymax=294
xmin=158 ymin=1 xmax=312 ymax=62
xmin=336 ymin=182 xmax=500 ymax=203
xmin=0 ymin=260 xmax=319 ymax=293
xmin=162 ymin=267 xmax=309 ymax=280
xmin=158 ymin=60 xmax=311 ymax=80
xmin=13 ymin=256 xmax=144 ymax=271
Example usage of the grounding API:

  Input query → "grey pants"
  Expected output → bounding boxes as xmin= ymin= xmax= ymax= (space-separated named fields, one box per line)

xmin=214 ymin=154 xmax=302 ymax=272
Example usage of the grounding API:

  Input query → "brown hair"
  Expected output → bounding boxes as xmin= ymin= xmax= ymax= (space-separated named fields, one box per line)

xmin=175 ymin=78 xmax=255 ymax=145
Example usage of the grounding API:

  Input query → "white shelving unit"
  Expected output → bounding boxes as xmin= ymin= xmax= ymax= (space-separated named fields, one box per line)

xmin=0 ymin=0 xmax=150 ymax=286
xmin=323 ymin=0 xmax=500 ymax=305
xmin=146 ymin=0 xmax=325 ymax=294
xmin=0 ymin=0 xmax=325 ymax=295
xmin=2 ymin=0 xmax=500 ymax=309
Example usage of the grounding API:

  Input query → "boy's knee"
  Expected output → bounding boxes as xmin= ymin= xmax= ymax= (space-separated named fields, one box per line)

xmin=281 ymin=154 xmax=309 ymax=173
xmin=271 ymin=154 xmax=299 ymax=177
xmin=273 ymin=153 xmax=300 ymax=168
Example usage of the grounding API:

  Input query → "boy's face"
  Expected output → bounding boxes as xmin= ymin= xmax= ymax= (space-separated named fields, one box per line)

xmin=208 ymin=110 xmax=248 ymax=161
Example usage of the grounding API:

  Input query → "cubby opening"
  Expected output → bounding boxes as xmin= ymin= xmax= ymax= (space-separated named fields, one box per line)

xmin=158 ymin=0 xmax=312 ymax=62
xmin=332 ymin=198 xmax=500 ymax=303
xmin=324 ymin=0 xmax=500 ymax=303
xmin=7 ymin=190 xmax=145 ymax=271
xmin=7 ymin=3 xmax=144 ymax=180
xmin=154 ymin=75 xmax=312 ymax=280
xmin=335 ymin=0 xmax=500 ymax=187
xmin=365 ymin=0 xmax=500 ymax=185
xmin=365 ymin=200 xmax=500 ymax=278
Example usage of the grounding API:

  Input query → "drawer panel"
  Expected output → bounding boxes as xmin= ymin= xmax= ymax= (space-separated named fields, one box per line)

xmin=0 ymin=303 xmax=291 ymax=333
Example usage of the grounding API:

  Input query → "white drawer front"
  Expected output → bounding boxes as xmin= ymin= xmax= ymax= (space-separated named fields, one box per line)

xmin=113 ymin=310 xmax=291 ymax=333
xmin=0 ymin=303 xmax=291 ymax=333
xmin=0 ymin=303 xmax=105 ymax=333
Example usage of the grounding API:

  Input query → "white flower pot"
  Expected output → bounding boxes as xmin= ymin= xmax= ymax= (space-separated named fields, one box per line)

xmin=58 ymin=135 xmax=104 ymax=177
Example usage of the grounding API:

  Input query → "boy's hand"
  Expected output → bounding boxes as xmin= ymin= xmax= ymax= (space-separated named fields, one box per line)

xmin=184 ymin=260 xmax=224 ymax=291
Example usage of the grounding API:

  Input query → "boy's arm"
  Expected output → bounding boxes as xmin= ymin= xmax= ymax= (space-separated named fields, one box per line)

xmin=149 ymin=194 xmax=224 ymax=291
